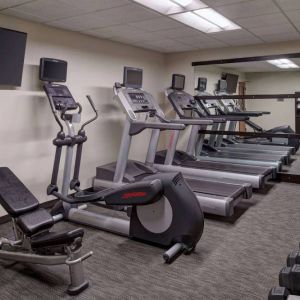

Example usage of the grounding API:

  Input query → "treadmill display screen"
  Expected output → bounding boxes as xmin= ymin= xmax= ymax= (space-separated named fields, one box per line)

xmin=223 ymin=73 xmax=239 ymax=94
xmin=172 ymin=74 xmax=185 ymax=90
xmin=39 ymin=58 xmax=67 ymax=82
xmin=123 ymin=66 xmax=143 ymax=89
xmin=197 ymin=77 xmax=207 ymax=92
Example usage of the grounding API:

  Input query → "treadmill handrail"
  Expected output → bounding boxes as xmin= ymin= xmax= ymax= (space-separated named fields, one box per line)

xmin=227 ymin=111 xmax=263 ymax=117
xmin=169 ymin=119 xmax=213 ymax=126
xmin=129 ymin=120 xmax=185 ymax=136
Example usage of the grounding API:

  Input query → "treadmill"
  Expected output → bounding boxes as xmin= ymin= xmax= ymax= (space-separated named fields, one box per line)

xmin=154 ymin=74 xmax=275 ymax=188
xmin=194 ymin=78 xmax=291 ymax=164
xmin=94 ymin=67 xmax=252 ymax=217
xmin=217 ymin=96 xmax=296 ymax=154
xmin=198 ymin=95 xmax=291 ymax=164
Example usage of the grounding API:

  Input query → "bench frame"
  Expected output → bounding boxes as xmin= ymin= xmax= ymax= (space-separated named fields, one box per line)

xmin=0 ymin=210 xmax=92 ymax=295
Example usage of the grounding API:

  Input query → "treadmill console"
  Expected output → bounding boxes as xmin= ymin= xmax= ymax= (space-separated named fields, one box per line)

xmin=43 ymin=83 xmax=77 ymax=111
xmin=125 ymin=90 xmax=156 ymax=113
xmin=169 ymin=90 xmax=197 ymax=109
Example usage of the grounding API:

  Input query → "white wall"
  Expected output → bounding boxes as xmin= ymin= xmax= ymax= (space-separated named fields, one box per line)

xmin=245 ymin=71 xmax=299 ymax=130
xmin=0 ymin=14 xmax=166 ymax=215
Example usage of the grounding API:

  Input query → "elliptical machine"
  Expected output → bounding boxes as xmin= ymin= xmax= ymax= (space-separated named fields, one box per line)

xmin=40 ymin=58 xmax=204 ymax=263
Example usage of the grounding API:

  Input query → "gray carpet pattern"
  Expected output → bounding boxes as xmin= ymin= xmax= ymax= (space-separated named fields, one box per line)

xmin=0 ymin=157 xmax=300 ymax=299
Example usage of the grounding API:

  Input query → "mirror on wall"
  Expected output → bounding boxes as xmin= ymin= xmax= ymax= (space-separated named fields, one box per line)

xmin=191 ymin=53 xmax=300 ymax=178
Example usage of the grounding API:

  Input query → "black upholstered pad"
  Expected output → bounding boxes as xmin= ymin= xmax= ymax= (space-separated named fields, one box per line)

xmin=0 ymin=167 xmax=39 ymax=217
xmin=16 ymin=208 xmax=54 ymax=236
xmin=31 ymin=228 xmax=84 ymax=248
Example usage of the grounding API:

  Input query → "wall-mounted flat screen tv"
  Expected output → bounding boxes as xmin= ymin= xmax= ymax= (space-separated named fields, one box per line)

xmin=0 ymin=27 xmax=27 ymax=86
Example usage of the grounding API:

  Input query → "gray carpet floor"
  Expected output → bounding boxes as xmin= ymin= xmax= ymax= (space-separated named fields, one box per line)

xmin=0 ymin=157 xmax=300 ymax=300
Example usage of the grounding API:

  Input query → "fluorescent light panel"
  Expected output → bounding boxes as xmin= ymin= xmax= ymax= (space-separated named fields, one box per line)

xmin=171 ymin=11 xmax=222 ymax=33
xmin=267 ymin=59 xmax=299 ymax=69
xmin=194 ymin=8 xmax=241 ymax=30
xmin=133 ymin=0 xmax=241 ymax=34
xmin=133 ymin=0 xmax=183 ymax=15
xmin=172 ymin=0 xmax=193 ymax=6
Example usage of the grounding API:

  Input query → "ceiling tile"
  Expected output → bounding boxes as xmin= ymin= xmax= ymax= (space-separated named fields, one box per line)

xmin=139 ymin=39 xmax=199 ymax=53
xmin=84 ymin=25 xmax=146 ymax=39
xmin=129 ymin=17 xmax=182 ymax=32
xmin=260 ymin=31 xmax=300 ymax=42
xmin=177 ymin=34 xmax=228 ymax=48
xmin=235 ymin=13 xmax=290 ymax=29
xmin=153 ymin=25 xmax=204 ymax=39
xmin=0 ymin=0 xmax=31 ymax=10
xmin=110 ymin=31 xmax=168 ymax=43
xmin=175 ymin=33 xmax=219 ymax=44
xmin=195 ymin=40 xmax=228 ymax=49
xmin=48 ymin=3 xmax=159 ymax=31
xmin=209 ymin=29 xmax=257 ymax=41
xmin=275 ymin=0 xmax=300 ymax=11
xmin=201 ymin=0 xmax=249 ymax=7
xmin=249 ymin=23 xmax=297 ymax=36
xmin=1 ymin=7 xmax=46 ymax=22
xmin=60 ymin=0 xmax=130 ymax=13
xmin=2 ymin=0 xmax=86 ymax=22
xmin=215 ymin=0 xmax=280 ymax=20
xmin=286 ymin=10 xmax=300 ymax=26
xmin=226 ymin=36 xmax=263 ymax=46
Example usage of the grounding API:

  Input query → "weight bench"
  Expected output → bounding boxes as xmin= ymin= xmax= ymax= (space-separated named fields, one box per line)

xmin=0 ymin=167 xmax=92 ymax=295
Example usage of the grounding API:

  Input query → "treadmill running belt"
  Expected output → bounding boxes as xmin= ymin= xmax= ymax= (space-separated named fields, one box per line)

xmin=186 ymin=178 xmax=245 ymax=198
xmin=182 ymin=160 xmax=272 ymax=176
xmin=209 ymin=151 xmax=284 ymax=162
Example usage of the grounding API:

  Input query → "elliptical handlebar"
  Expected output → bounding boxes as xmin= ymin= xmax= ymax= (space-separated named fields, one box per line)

xmin=79 ymin=95 xmax=99 ymax=132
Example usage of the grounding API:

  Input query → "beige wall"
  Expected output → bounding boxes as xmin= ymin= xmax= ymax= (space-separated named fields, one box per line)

xmin=165 ymin=41 xmax=300 ymax=95
xmin=164 ymin=41 xmax=300 ymax=150
xmin=0 ymin=14 xmax=166 ymax=215
xmin=245 ymin=71 xmax=299 ymax=130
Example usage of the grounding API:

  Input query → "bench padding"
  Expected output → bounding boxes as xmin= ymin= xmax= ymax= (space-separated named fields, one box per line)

xmin=0 ymin=167 xmax=39 ymax=217
xmin=16 ymin=208 xmax=54 ymax=236
xmin=31 ymin=228 xmax=84 ymax=248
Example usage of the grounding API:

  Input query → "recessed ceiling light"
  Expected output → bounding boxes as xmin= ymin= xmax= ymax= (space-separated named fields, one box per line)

xmin=170 ymin=12 xmax=222 ymax=33
xmin=133 ymin=0 xmax=182 ymax=15
xmin=172 ymin=0 xmax=193 ymax=7
xmin=133 ymin=0 xmax=240 ymax=34
xmin=267 ymin=59 xmax=299 ymax=69
xmin=194 ymin=8 xmax=241 ymax=30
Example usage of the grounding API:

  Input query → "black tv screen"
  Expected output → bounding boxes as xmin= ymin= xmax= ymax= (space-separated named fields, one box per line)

xmin=225 ymin=73 xmax=239 ymax=94
xmin=172 ymin=74 xmax=185 ymax=90
xmin=197 ymin=77 xmax=207 ymax=92
xmin=123 ymin=66 xmax=143 ymax=89
xmin=39 ymin=58 xmax=67 ymax=82
xmin=0 ymin=27 xmax=27 ymax=86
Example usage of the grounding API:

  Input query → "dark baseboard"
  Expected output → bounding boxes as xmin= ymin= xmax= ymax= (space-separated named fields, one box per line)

xmin=0 ymin=199 xmax=59 ymax=225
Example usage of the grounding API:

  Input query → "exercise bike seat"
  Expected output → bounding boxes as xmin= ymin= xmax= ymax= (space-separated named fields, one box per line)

xmin=31 ymin=228 xmax=84 ymax=249
xmin=0 ymin=167 xmax=39 ymax=217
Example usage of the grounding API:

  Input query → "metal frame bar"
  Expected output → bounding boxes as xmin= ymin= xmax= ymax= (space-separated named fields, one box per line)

xmin=195 ymin=93 xmax=299 ymax=100
xmin=192 ymin=52 xmax=300 ymax=66
xmin=198 ymin=130 xmax=300 ymax=139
